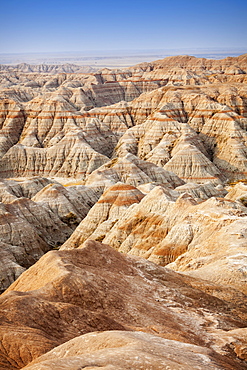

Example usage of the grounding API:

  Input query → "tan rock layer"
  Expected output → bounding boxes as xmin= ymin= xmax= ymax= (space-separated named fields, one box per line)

xmin=1 ymin=241 xmax=247 ymax=369
xmin=0 ymin=55 xmax=247 ymax=181
xmin=63 ymin=186 xmax=247 ymax=294
xmin=22 ymin=330 xmax=246 ymax=370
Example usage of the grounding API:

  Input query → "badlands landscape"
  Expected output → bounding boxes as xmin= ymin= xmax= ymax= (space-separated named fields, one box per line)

xmin=0 ymin=54 xmax=247 ymax=369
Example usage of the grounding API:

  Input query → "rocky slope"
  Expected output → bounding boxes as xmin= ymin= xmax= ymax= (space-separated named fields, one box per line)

xmin=62 ymin=183 xmax=247 ymax=295
xmin=22 ymin=330 xmax=247 ymax=370
xmin=1 ymin=241 xmax=247 ymax=369
xmin=0 ymin=177 xmax=102 ymax=292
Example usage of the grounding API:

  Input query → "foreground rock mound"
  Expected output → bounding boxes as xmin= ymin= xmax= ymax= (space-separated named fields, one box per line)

xmin=1 ymin=241 xmax=247 ymax=369
xmin=23 ymin=330 xmax=243 ymax=370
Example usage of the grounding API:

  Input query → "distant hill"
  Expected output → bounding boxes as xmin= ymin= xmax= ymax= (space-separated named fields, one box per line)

xmin=0 ymin=62 xmax=96 ymax=74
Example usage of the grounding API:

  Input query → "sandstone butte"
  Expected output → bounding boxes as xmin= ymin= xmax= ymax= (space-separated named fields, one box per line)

xmin=0 ymin=54 xmax=247 ymax=369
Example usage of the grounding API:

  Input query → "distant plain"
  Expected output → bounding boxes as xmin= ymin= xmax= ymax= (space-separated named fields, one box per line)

xmin=0 ymin=48 xmax=246 ymax=68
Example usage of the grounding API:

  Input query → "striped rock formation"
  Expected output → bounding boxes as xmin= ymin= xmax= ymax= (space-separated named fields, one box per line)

xmin=61 ymin=183 xmax=145 ymax=249
xmin=63 ymin=185 xmax=247 ymax=295
xmin=0 ymin=54 xmax=246 ymax=369
xmin=85 ymin=153 xmax=185 ymax=190
xmin=0 ymin=177 xmax=101 ymax=292
xmin=0 ymin=55 xmax=246 ymax=181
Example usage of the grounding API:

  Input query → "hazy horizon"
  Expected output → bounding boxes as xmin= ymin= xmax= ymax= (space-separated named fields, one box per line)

xmin=0 ymin=47 xmax=246 ymax=69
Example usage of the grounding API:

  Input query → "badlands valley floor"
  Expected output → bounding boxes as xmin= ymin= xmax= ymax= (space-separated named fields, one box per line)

xmin=0 ymin=54 xmax=247 ymax=369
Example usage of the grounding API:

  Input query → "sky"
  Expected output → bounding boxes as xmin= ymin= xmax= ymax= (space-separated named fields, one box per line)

xmin=0 ymin=0 xmax=247 ymax=54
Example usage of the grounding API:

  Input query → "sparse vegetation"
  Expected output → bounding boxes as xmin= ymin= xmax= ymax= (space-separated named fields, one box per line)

xmin=61 ymin=212 xmax=80 ymax=226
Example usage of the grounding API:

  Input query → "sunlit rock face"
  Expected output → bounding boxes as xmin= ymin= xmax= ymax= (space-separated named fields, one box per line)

xmin=22 ymin=330 xmax=247 ymax=370
xmin=0 ymin=54 xmax=246 ymax=181
xmin=63 ymin=185 xmax=247 ymax=295
xmin=0 ymin=54 xmax=247 ymax=370
xmin=1 ymin=242 xmax=247 ymax=369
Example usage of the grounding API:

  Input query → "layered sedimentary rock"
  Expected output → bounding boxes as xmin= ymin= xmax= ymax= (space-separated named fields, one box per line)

xmin=0 ymin=123 xmax=110 ymax=179
xmin=175 ymin=181 xmax=227 ymax=200
xmin=1 ymin=241 xmax=247 ymax=369
xmin=0 ymin=196 xmax=71 ymax=292
xmin=0 ymin=177 xmax=102 ymax=291
xmin=0 ymin=177 xmax=57 ymax=202
xmin=64 ymin=186 xmax=247 ymax=294
xmin=61 ymin=183 xmax=145 ymax=247
xmin=85 ymin=153 xmax=185 ymax=190
xmin=32 ymin=182 xmax=99 ymax=226
xmin=115 ymin=84 xmax=247 ymax=182
xmin=0 ymin=54 xmax=247 ymax=369
xmin=0 ymin=55 xmax=247 ymax=181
